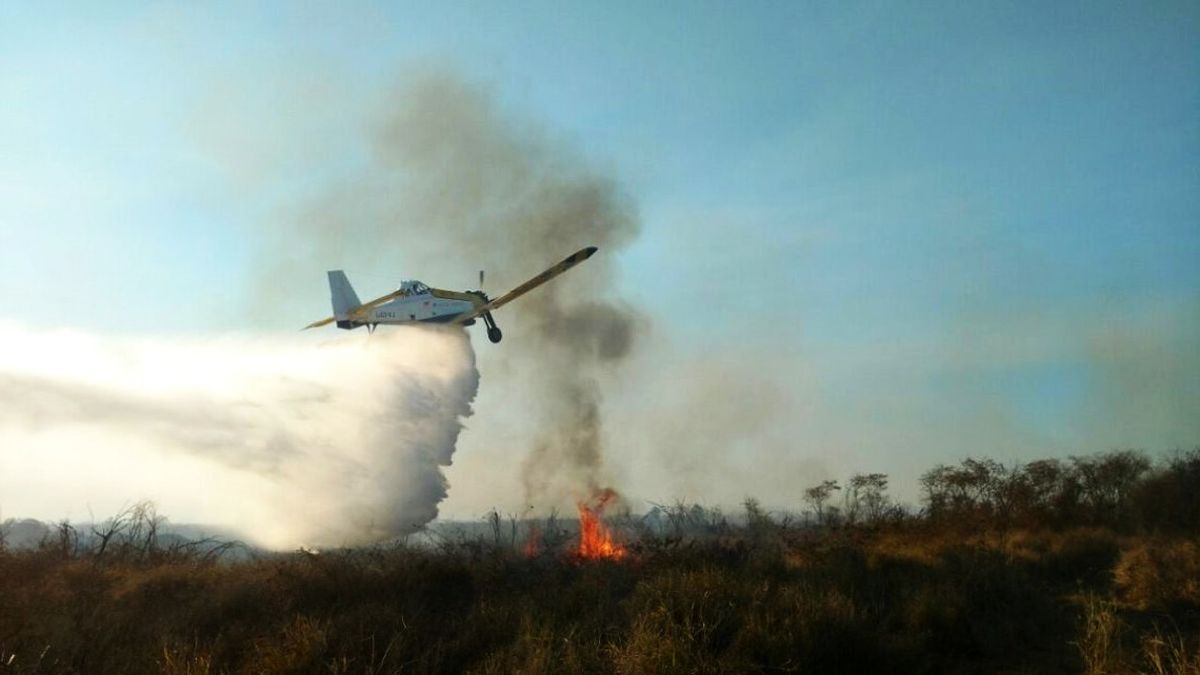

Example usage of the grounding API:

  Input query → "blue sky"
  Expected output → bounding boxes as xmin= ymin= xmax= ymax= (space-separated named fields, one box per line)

xmin=1 ymin=2 xmax=1197 ymax=508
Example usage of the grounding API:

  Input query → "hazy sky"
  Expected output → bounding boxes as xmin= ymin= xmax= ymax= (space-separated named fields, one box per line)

xmin=1 ymin=2 xmax=1197 ymax=519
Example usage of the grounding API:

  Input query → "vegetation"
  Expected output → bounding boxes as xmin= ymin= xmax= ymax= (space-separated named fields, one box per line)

xmin=1 ymin=449 xmax=1198 ymax=674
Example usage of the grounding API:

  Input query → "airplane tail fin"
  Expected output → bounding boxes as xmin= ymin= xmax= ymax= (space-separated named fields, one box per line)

xmin=328 ymin=270 xmax=362 ymax=319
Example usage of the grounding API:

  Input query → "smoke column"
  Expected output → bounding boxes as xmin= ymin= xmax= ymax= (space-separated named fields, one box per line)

xmin=282 ymin=71 xmax=643 ymax=508
xmin=0 ymin=322 xmax=478 ymax=548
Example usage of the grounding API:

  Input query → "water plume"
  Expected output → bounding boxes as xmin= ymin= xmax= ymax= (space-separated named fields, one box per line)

xmin=0 ymin=322 xmax=478 ymax=548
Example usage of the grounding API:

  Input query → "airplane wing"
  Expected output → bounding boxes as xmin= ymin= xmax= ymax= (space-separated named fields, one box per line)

xmin=452 ymin=246 xmax=598 ymax=325
xmin=303 ymin=289 xmax=409 ymax=330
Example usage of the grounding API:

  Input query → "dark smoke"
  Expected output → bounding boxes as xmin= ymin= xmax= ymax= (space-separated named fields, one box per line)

xmin=282 ymin=71 xmax=644 ymax=508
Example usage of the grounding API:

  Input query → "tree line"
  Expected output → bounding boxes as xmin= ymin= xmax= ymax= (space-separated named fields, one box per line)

xmin=803 ymin=448 xmax=1200 ymax=532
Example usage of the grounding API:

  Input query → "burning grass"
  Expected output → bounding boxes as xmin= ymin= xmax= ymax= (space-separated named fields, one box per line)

xmin=573 ymin=488 xmax=627 ymax=561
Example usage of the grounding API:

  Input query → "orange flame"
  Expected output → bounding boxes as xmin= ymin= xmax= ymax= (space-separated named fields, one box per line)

xmin=574 ymin=488 xmax=627 ymax=560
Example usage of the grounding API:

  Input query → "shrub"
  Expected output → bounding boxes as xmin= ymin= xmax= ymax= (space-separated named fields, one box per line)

xmin=1114 ymin=540 xmax=1200 ymax=611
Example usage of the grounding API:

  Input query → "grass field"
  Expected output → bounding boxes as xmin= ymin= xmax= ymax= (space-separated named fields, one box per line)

xmin=2 ymin=450 xmax=1197 ymax=674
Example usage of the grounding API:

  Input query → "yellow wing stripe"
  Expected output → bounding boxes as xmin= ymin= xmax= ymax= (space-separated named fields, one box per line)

xmin=303 ymin=316 xmax=337 ymax=330
xmin=347 ymin=289 xmax=409 ymax=320
xmin=304 ymin=289 xmax=407 ymax=329
xmin=451 ymin=246 xmax=597 ymax=325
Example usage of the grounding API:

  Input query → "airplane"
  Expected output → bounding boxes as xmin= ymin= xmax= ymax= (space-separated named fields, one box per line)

xmin=303 ymin=246 xmax=598 ymax=343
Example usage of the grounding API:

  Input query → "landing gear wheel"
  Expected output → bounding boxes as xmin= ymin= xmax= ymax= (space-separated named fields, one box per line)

xmin=482 ymin=311 xmax=502 ymax=344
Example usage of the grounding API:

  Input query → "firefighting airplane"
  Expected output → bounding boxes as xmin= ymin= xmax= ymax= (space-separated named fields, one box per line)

xmin=303 ymin=246 xmax=598 ymax=343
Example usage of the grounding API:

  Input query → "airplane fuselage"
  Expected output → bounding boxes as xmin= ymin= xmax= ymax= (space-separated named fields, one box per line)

xmin=337 ymin=287 xmax=482 ymax=329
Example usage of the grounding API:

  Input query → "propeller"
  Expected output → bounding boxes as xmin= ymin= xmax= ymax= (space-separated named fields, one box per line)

xmin=479 ymin=269 xmax=485 ymax=290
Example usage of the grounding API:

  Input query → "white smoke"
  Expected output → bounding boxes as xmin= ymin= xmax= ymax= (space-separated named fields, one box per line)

xmin=0 ymin=321 xmax=478 ymax=548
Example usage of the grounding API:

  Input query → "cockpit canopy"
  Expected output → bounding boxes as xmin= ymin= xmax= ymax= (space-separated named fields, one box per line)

xmin=400 ymin=280 xmax=430 ymax=295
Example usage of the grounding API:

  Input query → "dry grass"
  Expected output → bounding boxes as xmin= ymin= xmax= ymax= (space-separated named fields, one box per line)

xmin=1075 ymin=594 xmax=1200 ymax=675
xmin=1078 ymin=594 xmax=1126 ymax=675
xmin=1141 ymin=626 xmax=1200 ymax=675
xmin=1 ymin=523 xmax=1198 ymax=674
xmin=1115 ymin=540 xmax=1200 ymax=611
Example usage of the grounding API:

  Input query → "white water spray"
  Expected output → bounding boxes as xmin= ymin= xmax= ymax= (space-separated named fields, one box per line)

xmin=0 ymin=322 xmax=478 ymax=548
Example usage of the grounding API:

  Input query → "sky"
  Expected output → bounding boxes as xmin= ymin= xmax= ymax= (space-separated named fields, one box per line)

xmin=1 ymin=2 xmax=1197 ymax=522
